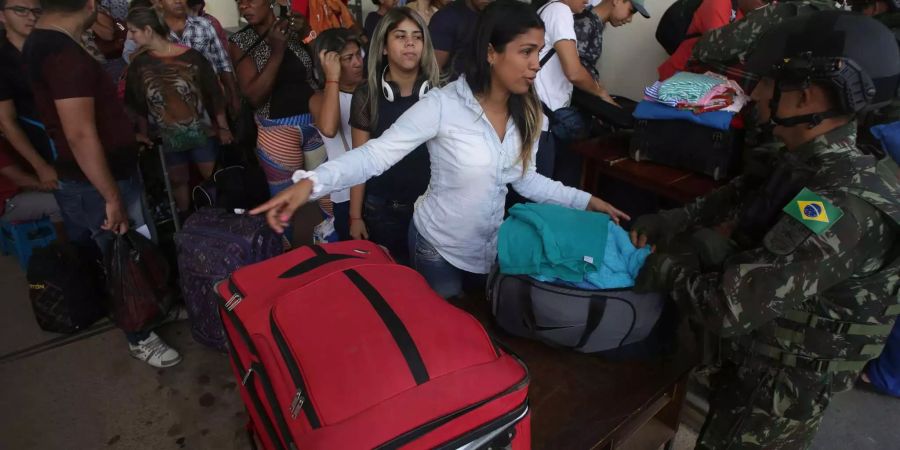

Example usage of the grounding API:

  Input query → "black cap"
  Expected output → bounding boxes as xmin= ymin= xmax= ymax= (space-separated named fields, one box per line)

xmin=743 ymin=10 xmax=900 ymax=113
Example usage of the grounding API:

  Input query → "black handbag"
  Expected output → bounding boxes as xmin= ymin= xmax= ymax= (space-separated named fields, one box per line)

xmin=28 ymin=243 xmax=106 ymax=333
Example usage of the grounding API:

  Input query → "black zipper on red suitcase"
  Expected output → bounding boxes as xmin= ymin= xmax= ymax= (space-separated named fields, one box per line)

xmin=433 ymin=400 xmax=529 ymax=450
xmin=221 ymin=317 xmax=288 ymax=450
xmin=218 ymin=281 xmax=299 ymax=448
xmin=373 ymin=366 xmax=530 ymax=449
xmin=270 ymin=313 xmax=322 ymax=429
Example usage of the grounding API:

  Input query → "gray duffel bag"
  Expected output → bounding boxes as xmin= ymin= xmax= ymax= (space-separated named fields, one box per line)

xmin=487 ymin=266 xmax=668 ymax=355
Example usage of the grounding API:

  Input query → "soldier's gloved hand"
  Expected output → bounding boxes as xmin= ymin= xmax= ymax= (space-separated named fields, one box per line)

xmin=629 ymin=214 xmax=668 ymax=249
xmin=691 ymin=227 xmax=738 ymax=269
xmin=633 ymin=251 xmax=699 ymax=294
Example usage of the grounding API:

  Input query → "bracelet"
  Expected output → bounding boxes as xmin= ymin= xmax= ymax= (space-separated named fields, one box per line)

xmin=350 ymin=217 xmax=364 ymax=222
xmin=325 ymin=80 xmax=339 ymax=85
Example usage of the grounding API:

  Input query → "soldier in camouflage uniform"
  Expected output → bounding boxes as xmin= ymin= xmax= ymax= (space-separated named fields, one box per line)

xmin=632 ymin=12 xmax=900 ymax=449
xmin=690 ymin=0 xmax=835 ymax=82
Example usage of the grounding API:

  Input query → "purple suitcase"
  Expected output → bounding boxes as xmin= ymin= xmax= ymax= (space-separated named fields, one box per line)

xmin=175 ymin=208 xmax=283 ymax=351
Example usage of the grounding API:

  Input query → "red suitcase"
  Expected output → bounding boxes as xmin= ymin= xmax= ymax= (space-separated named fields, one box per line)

xmin=215 ymin=242 xmax=531 ymax=449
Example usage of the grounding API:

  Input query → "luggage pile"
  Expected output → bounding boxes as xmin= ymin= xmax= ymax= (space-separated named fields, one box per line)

xmin=629 ymin=71 xmax=748 ymax=180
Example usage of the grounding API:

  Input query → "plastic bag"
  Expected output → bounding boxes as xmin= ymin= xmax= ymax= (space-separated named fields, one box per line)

xmin=313 ymin=216 xmax=338 ymax=244
xmin=104 ymin=231 xmax=173 ymax=333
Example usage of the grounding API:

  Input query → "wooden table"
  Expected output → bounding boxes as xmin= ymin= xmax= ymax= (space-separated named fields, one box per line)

xmin=571 ymin=136 xmax=723 ymax=204
xmin=459 ymin=297 xmax=698 ymax=450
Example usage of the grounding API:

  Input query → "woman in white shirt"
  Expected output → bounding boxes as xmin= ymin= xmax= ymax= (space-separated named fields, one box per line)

xmin=251 ymin=0 xmax=628 ymax=299
xmin=309 ymin=28 xmax=366 ymax=241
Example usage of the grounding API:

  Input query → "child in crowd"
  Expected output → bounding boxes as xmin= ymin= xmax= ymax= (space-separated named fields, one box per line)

xmin=252 ymin=0 xmax=628 ymax=299
xmin=575 ymin=0 xmax=649 ymax=83
xmin=124 ymin=7 xmax=232 ymax=215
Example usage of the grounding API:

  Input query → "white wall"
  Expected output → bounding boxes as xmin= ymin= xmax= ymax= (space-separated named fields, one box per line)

xmin=597 ymin=0 xmax=678 ymax=99
xmin=206 ymin=0 xmax=241 ymax=28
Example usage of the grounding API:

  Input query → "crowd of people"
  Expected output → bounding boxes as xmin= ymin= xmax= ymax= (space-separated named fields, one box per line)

xmin=1 ymin=0 xmax=900 ymax=447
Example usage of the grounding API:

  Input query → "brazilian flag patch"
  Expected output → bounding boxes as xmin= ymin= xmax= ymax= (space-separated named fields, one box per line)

xmin=783 ymin=188 xmax=843 ymax=235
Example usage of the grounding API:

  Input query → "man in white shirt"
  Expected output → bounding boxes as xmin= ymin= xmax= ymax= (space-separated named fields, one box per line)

xmin=535 ymin=0 xmax=647 ymax=184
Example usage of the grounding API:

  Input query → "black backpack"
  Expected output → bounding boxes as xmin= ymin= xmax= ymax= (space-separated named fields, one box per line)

xmin=28 ymin=242 xmax=107 ymax=333
xmin=192 ymin=164 xmax=270 ymax=212
xmin=655 ymin=0 xmax=705 ymax=55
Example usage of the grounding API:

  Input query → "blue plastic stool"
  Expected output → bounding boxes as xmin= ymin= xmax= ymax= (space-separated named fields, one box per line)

xmin=0 ymin=217 xmax=57 ymax=270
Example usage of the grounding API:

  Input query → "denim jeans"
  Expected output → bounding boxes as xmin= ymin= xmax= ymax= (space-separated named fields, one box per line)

xmin=365 ymin=194 xmax=414 ymax=265
xmin=162 ymin=137 xmax=219 ymax=166
xmin=53 ymin=176 xmax=150 ymax=345
xmin=553 ymin=137 xmax=584 ymax=189
xmin=536 ymin=131 xmax=556 ymax=178
xmin=332 ymin=201 xmax=350 ymax=241
xmin=54 ymin=176 xmax=146 ymax=247
xmin=407 ymin=222 xmax=485 ymax=299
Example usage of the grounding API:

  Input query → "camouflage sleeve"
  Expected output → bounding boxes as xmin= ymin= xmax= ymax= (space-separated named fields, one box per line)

xmin=658 ymin=175 xmax=752 ymax=233
xmin=691 ymin=3 xmax=795 ymax=68
xmin=668 ymin=193 xmax=876 ymax=338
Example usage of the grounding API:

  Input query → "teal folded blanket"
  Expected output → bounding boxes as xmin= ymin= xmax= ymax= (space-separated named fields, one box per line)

xmin=498 ymin=203 xmax=610 ymax=282
xmin=532 ymin=221 xmax=651 ymax=289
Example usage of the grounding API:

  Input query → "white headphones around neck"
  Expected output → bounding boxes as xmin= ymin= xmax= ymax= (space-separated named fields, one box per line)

xmin=381 ymin=66 xmax=431 ymax=103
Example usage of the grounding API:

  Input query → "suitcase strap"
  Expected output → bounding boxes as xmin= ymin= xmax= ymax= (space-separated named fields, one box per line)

xmin=344 ymin=269 xmax=431 ymax=384
xmin=523 ymin=280 xmax=615 ymax=351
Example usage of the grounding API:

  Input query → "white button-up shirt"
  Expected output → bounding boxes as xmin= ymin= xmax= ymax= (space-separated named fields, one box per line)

xmin=298 ymin=79 xmax=591 ymax=274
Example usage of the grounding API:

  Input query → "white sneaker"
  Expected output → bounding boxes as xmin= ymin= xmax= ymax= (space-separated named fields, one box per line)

xmin=129 ymin=332 xmax=182 ymax=368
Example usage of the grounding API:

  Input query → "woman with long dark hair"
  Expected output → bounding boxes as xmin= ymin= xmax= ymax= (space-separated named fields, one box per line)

xmin=251 ymin=0 xmax=627 ymax=298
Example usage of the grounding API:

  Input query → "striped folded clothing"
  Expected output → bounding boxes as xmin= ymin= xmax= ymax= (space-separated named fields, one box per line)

xmin=658 ymin=72 xmax=726 ymax=104
xmin=645 ymin=72 xmax=750 ymax=114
